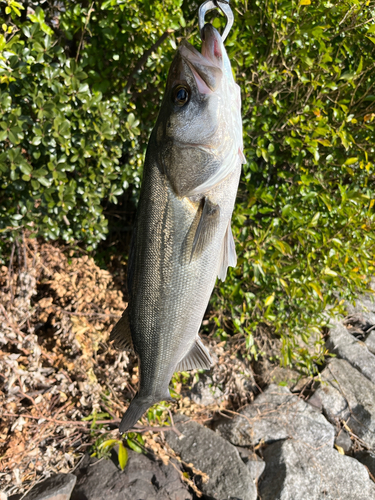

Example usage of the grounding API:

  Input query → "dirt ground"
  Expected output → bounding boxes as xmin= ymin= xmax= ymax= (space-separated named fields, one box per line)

xmin=1 ymin=239 xmax=291 ymax=498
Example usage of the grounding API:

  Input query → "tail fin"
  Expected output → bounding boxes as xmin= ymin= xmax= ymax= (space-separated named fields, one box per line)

xmin=119 ymin=395 xmax=152 ymax=434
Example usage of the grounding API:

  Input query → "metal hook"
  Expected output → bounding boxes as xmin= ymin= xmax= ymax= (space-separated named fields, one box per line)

xmin=198 ymin=0 xmax=234 ymax=43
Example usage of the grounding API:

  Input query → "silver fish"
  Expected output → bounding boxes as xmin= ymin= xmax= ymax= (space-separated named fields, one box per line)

xmin=111 ymin=24 xmax=245 ymax=433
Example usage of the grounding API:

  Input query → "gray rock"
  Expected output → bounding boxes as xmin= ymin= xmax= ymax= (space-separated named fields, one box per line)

xmin=344 ymin=312 xmax=375 ymax=331
xmin=334 ymin=430 xmax=352 ymax=453
xmin=311 ymin=358 xmax=375 ymax=448
xmin=344 ymin=312 xmax=375 ymax=341
xmin=235 ymin=448 xmax=265 ymax=482
xmin=354 ymin=450 xmax=375 ymax=477
xmin=345 ymin=280 xmax=375 ymax=316
xmin=259 ymin=439 xmax=375 ymax=500
xmin=71 ymin=451 xmax=193 ymax=500
xmin=165 ymin=417 xmax=256 ymax=500
xmin=191 ymin=375 xmax=224 ymax=406
xmin=307 ymin=391 xmax=323 ymax=412
xmin=215 ymin=384 xmax=334 ymax=448
xmin=366 ymin=330 xmax=375 ymax=355
xmin=19 ymin=474 xmax=76 ymax=500
xmin=326 ymin=321 xmax=375 ymax=384
xmin=246 ymin=457 xmax=265 ymax=483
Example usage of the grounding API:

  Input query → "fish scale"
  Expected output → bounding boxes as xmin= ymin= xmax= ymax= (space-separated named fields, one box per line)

xmin=110 ymin=23 xmax=245 ymax=433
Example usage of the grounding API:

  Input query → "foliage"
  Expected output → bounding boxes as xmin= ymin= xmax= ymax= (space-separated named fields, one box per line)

xmin=93 ymin=433 xmax=144 ymax=470
xmin=0 ymin=0 xmax=182 ymax=248
xmin=212 ymin=0 xmax=375 ymax=373
xmin=1 ymin=0 xmax=375 ymax=372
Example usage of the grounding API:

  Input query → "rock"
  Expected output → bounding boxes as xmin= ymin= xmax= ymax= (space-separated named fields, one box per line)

xmin=235 ymin=448 xmax=265 ymax=482
xmin=246 ymin=456 xmax=265 ymax=483
xmin=215 ymin=384 xmax=334 ymax=448
xmin=259 ymin=439 xmax=375 ymax=500
xmin=253 ymin=356 xmax=310 ymax=392
xmin=11 ymin=474 xmax=76 ymax=500
xmin=344 ymin=312 xmax=375 ymax=339
xmin=190 ymin=374 xmax=224 ymax=406
xmin=334 ymin=430 xmax=352 ymax=453
xmin=366 ymin=330 xmax=375 ymax=355
xmin=345 ymin=279 xmax=375 ymax=316
xmin=326 ymin=321 xmax=375 ymax=384
xmin=165 ymin=417 xmax=256 ymax=500
xmin=71 ymin=451 xmax=193 ymax=500
xmin=354 ymin=450 xmax=375 ymax=477
xmin=307 ymin=391 xmax=323 ymax=412
xmin=311 ymin=358 xmax=375 ymax=448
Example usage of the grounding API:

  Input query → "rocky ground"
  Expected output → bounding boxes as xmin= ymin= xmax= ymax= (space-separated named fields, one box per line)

xmin=1 ymin=243 xmax=375 ymax=499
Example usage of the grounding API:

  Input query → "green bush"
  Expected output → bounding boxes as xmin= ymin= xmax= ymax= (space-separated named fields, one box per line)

xmin=0 ymin=0 xmax=182 ymax=247
xmin=1 ymin=0 xmax=374 ymax=372
xmin=212 ymin=0 xmax=375 ymax=372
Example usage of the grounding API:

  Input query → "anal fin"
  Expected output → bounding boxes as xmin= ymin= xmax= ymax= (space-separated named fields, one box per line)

xmin=175 ymin=337 xmax=213 ymax=372
xmin=217 ymin=222 xmax=237 ymax=281
xmin=190 ymin=197 xmax=220 ymax=261
xmin=110 ymin=308 xmax=133 ymax=351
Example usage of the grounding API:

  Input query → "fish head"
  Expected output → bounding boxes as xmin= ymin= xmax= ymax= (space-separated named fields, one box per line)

xmin=153 ymin=24 xmax=244 ymax=197
xmin=157 ymin=24 xmax=224 ymax=144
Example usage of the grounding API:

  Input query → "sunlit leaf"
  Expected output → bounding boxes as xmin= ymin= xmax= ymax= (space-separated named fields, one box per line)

xmin=118 ymin=442 xmax=128 ymax=470
xmin=264 ymin=294 xmax=275 ymax=307
xmin=127 ymin=438 xmax=143 ymax=454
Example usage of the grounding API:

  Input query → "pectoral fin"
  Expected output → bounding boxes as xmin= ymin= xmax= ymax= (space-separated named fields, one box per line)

xmin=175 ymin=337 xmax=213 ymax=372
xmin=190 ymin=197 xmax=220 ymax=261
xmin=110 ymin=308 xmax=134 ymax=351
xmin=217 ymin=222 xmax=237 ymax=281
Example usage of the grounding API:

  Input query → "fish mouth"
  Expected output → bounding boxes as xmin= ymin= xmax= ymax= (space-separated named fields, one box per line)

xmin=179 ymin=24 xmax=223 ymax=94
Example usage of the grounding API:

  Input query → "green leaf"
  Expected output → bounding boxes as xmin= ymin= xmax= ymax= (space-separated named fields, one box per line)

xmin=309 ymin=283 xmax=323 ymax=301
xmin=19 ymin=164 xmax=32 ymax=175
xmin=98 ymin=439 xmax=119 ymax=451
xmin=126 ymin=438 xmax=142 ymax=454
xmin=356 ymin=56 xmax=363 ymax=75
xmin=339 ymin=72 xmax=355 ymax=81
xmin=118 ymin=443 xmax=128 ymax=470
xmin=344 ymin=157 xmax=358 ymax=165
xmin=38 ymin=177 xmax=51 ymax=187
xmin=264 ymin=294 xmax=275 ymax=306
xmin=323 ymin=267 xmax=338 ymax=277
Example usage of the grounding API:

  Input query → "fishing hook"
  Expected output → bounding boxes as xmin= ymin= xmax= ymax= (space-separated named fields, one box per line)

xmin=198 ymin=0 xmax=234 ymax=43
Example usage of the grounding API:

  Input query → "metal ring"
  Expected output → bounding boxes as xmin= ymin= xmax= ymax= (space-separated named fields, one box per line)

xmin=198 ymin=0 xmax=234 ymax=43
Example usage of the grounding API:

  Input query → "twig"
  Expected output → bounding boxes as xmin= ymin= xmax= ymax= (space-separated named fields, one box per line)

xmin=2 ymin=412 xmax=88 ymax=427
xmin=166 ymin=407 xmax=182 ymax=437
xmin=16 ymin=375 xmax=39 ymax=408
xmin=75 ymin=1 xmax=95 ymax=62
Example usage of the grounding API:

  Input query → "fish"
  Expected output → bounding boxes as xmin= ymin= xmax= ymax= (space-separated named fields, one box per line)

xmin=110 ymin=23 xmax=245 ymax=433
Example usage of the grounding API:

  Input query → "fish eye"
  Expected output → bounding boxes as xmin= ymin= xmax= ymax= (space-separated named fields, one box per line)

xmin=173 ymin=85 xmax=190 ymax=106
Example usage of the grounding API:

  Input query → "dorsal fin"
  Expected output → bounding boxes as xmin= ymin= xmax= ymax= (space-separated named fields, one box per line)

xmin=110 ymin=308 xmax=134 ymax=351
xmin=217 ymin=222 xmax=237 ymax=281
xmin=190 ymin=197 xmax=220 ymax=261
xmin=175 ymin=337 xmax=213 ymax=372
